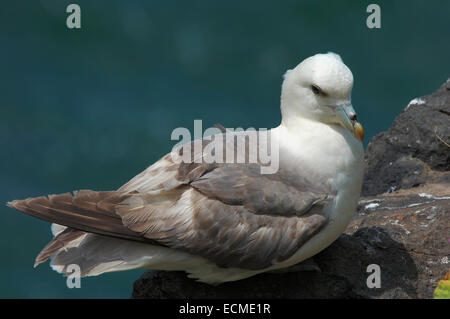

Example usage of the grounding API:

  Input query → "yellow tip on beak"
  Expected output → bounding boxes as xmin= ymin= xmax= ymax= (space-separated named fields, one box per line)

xmin=334 ymin=103 xmax=364 ymax=143
xmin=354 ymin=122 xmax=364 ymax=142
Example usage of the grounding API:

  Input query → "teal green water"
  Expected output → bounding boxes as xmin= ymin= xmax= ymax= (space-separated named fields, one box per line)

xmin=1 ymin=1 xmax=449 ymax=298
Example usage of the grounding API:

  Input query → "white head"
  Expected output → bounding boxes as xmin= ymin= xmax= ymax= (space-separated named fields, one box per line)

xmin=280 ymin=52 xmax=363 ymax=142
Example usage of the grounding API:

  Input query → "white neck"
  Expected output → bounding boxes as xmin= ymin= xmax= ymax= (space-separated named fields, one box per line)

xmin=273 ymin=117 xmax=364 ymax=193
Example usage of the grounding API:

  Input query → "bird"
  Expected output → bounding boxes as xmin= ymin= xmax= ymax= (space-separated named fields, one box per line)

xmin=8 ymin=52 xmax=364 ymax=285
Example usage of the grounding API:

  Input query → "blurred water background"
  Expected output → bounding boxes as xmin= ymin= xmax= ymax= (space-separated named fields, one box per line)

xmin=0 ymin=0 xmax=449 ymax=298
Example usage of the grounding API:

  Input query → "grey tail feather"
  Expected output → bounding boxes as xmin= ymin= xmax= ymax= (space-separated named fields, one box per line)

xmin=34 ymin=227 xmax=86 ymax=267
xmin=7 ymin=190 xmax=156 ymax=245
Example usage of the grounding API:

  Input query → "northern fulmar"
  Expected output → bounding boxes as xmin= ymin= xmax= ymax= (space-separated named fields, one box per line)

xmin=8 ymin=52 xmax=364 ymax=284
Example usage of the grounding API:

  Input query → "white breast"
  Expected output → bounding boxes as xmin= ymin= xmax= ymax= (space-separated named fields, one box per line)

xmin=266 ymin=121 xmax=364 ymax=270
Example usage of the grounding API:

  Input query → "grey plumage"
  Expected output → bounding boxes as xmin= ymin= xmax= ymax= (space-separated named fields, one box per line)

xmin=8 ymin=130 xmax=332 ymax=271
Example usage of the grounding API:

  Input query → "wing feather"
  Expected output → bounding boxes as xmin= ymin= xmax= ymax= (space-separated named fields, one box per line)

xmin=9 ymin=129 xmax=333 ymax=270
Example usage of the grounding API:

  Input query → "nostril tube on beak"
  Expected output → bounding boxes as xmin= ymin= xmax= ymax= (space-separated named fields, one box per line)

xmin=349 ymin=114 xmax=357 ymax=121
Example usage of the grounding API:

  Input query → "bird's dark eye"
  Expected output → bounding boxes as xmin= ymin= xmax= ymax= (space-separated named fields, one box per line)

xmin=311 ymin=84 xmax=325 ymax=96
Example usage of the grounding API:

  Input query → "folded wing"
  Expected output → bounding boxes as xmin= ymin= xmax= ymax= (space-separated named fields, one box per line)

xmin=9 ymin=130 xmax=333 ymax=270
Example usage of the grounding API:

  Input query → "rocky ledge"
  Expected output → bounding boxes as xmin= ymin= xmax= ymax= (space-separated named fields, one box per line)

xmin=132 ymin=81 xmax=450 ymax=299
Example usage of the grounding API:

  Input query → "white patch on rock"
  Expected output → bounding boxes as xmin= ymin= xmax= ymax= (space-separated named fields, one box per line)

xmin=414 ymin=207 xmax=428 ymax=215
xmin=418 ymin=193 xmax=450 ymax=200
xmin=390 ymin=219 xmax=410 ymax=235
xmin=405 ymin=98 xmax=426 ymax=110
xmin=391 ymin=219 xmax=404 ymax=227
xmin=386 ymin=186 xmax=397 ymax=193
xmin=426 ymin=206 xmax=438 ymax=220
xmin=407 ymin=202 xmax=425 ymax=208
xmin=365 ymin=203 xmax=380 ymax=210
xmin=359 ymin=198 xmax=383 ymax=204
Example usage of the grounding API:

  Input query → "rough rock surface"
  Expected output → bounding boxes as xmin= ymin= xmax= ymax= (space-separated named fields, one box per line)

xmin=363 ymin=80 xmax=450 ymax=196
xmin=132 ymin=81 xmax=450 ymax=299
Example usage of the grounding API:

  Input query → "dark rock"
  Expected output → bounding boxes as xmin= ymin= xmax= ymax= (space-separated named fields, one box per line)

xmin=363 ymin=80 xmax=450 ymax=196
xmin=132 ymin=81 xmax=450 ymax=299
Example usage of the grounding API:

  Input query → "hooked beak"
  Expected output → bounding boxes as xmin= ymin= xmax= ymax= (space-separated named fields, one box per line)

xmin=334 ymin=103 xmax=364 ymax=142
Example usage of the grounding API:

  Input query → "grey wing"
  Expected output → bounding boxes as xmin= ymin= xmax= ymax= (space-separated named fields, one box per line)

xmin=191 ymin=163 xmax=330 ymax=217
xmin=116 ymin=132 xmax=334 ymax=269
xmin=10 ymin=130 xmax=333 ymax=270
xmin=189 ymin=166 xmax=332 ymax=269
